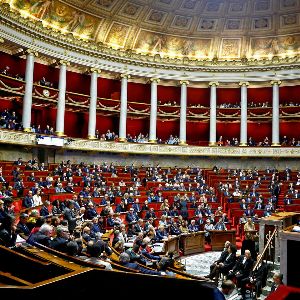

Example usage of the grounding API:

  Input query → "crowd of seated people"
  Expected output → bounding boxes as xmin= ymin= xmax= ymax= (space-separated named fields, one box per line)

xmin=0 ymin=109 xmax=22 ymax=131
xmin=158 ymin=100 xmax=178 ymax=106
xmin=2 ymin=158 xmax=300 ymax=290
xmin=216 ymin=135 xmax=300 ymax=147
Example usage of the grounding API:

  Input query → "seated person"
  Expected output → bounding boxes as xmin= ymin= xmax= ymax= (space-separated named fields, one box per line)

xmin=227 ymin=250 xmax=254 ymax=288
xmin=119 ymin=252 xmax=164 ymax=276
xmin=188 ymin=219 xmax=199 ymax=233
xmin=240 ymin=254 xmax=268 ymax=299
xmin=217 ymin=244 xmax=238 ymax=279
xmin=214 ymin=217 xmax=227 ymax=231
xmin=79 ymin=240 xmax=112 ymax=270
xmin=205 ymin=241 xmax=231 ymax=280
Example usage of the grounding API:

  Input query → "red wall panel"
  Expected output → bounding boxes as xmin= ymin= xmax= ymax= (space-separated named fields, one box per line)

xmin=218 ymin=88 xmax=241 ymax=105
xmin=66 ymin=71 xmax=90 ymax=95
xmin=0 ymin=52 xmax=26 ymax=78
xmin=187 ymin=87 xmax=210 ymax=107
xmin=217 ymin=121 xmax=240 ymax=141
xmin=127 ymin=118 xmax=149 ymax=137
xmin=98 ymin=78 xmax=120 ymax=99
xmin=280 ymin=86 xmax=300 ymax=104
xmin=127 ymin=82 xmax=150 ymax=103
xmin=157 ymin=85 xmax=180 ymax=104
xmin=186 ymin=121 xmax=209 ymax=144
xmin=96 ymin=114 xmax=116 ymax=135
xmin=248 ymin=121 xmax=272 ymax=142
xmin=157 ymin=119 xmax=180 ymax=141
xmin=280 ymin=121 xmax=300 ymax=140
xmin=247 ymin=87 xmax=272 ymax=104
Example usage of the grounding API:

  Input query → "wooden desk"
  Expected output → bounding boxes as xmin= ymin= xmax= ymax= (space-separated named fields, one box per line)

xmin=209 ymin=230 xmax=236 ymax=251
xmin=163 ymin=235 xmax=180 ymax=257
xmin=180 ymin=232 xmax=205 ymax=255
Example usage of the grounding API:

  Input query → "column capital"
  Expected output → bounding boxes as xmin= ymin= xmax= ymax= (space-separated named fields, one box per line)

xmin=120 ymin=73 xmax=131 ymax=79
xmin=209 ymin=81 xmax=219 ymax=87
xmin=239 ymin=81 xmax=249 ymax=87
xmin=150 ymin=78 xmax=160 ymax=83
xmin=26 ymin=49 xmax=39 ymax=57
xmin=270 ymin=80 xmax=282 ymax=86
xmin=180 ymin=80 xmax=189 ymax=86
xmin=59 ymin=60 xmax=70 ymax=66
xmin=90 ymin=68 xmax=101 ymax=74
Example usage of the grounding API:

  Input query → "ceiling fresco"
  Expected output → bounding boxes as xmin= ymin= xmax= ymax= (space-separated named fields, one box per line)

xmin=3 ymin=0 xmax=300 ymax=60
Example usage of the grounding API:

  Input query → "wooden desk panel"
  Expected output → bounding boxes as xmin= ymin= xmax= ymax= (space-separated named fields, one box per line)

xmin=180 ymin=232 xmax=205 ymax=256
xmin=210 ymin=230 xmax=236 ymax=251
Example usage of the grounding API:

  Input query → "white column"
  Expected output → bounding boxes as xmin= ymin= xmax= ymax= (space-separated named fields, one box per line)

xmin=149 ymin=78 xmax=160 ymax=143
xmin=179 ymin=80 xmax=189 ymax=144
xmin=22 ymin=50 xmax=36 ymax=132
xmin=271 ymin=80 xmax=281 ymax=146
xmin=88 ymin=69 xmax=100 ymax=139
xmin=119 ymin=74 xmax=130 ymax=142
xmin=239 ymin=82 xmax=249 ymax=146
xmin=55 ymin=61 xmax=68 ymax=136
xmin=209 ymin=81 xmax=219 ymax=146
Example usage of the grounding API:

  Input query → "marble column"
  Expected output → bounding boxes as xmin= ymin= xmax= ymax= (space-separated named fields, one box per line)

xmin=22 ymin=50 xmax=37 ymax=132
xmin=179 ymin=80 xmax=189 ymax=145
xmin=239 ymin=82 xmax=249 ymax=146
xmin=271 ymin=80 xmax=281 ymax=146
xmin=88 ymin=69 xmax=101 ymax=139
xmin=209 ymin=81 xmax=219 ymax=146
xmin=118 ymin=74 xmax=130 ymax=142
xmin=55 ymin=61 xmax=68 ymax=136
xmin=149 ymin=78 xmax=160 ymax=143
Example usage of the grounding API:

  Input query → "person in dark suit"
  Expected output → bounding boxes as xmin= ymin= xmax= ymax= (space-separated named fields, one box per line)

xmin=27 ymin=223 xmax=53 ymax=247
xmin=50 ymin=225 xmax=70 ymax=253
xmin=205 ymin=241 xmax=231 ymax=280
xmin=240 ymin=254 xmax=268 ymax=299
xmin=119 ymin=252 xmax=164 ymax=276
xmin=63 ymin=200 xmax=81 ymax=233
xmin=40 ymin=200 xmax=51 ymax=217
xmin=227 ymin=250 xmax=254 ymax=288
xmin=22 ymin=191 xmax=34 ymax=208
xmin=218 ymin=244 xmax=237 ymax=279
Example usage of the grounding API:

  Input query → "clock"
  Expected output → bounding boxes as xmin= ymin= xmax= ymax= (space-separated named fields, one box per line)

xmin=43 ymin=89 xmax=50 ymax=97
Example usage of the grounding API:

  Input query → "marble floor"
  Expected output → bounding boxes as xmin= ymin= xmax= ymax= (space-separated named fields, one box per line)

xmin=180 ymin=250 xmax=258 ymax=300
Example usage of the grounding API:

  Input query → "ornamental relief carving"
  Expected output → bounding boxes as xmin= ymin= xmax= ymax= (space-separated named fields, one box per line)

xmin=1 ymin=0 xmax=300 ymax=69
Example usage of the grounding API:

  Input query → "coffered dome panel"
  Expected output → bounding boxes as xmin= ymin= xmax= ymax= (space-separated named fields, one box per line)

xmin=3 ymin=0 xmax=300 ymax=61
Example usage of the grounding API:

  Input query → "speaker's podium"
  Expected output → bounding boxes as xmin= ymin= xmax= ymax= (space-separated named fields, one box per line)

xmin=259 ymin=212 xmax=300 ymax=263
xmin=209 ymin=230 xmax=236 ymax=251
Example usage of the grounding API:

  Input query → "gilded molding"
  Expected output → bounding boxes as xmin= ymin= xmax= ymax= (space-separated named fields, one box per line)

xmin=1 ymin=129 xmax=300 ymax=158
xmin=0 ymin=3 xmax=300 ymax=74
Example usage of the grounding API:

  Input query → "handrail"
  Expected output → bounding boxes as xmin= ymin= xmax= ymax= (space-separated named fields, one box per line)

xmin=252 ymin=227 xmax=277 ymax=271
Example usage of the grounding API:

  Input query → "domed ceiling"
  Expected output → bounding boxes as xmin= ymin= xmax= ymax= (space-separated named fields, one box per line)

xmin=5 ymin=0 xmax=300 ymax=60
